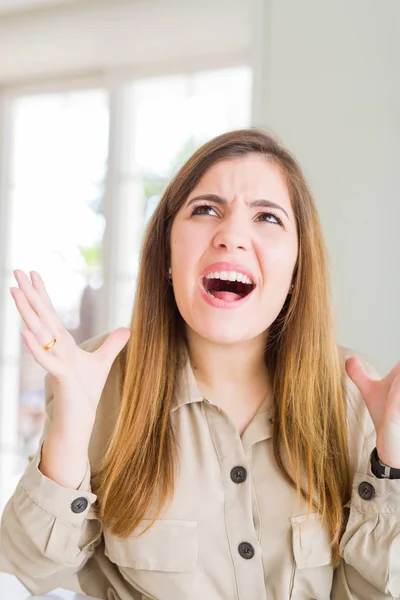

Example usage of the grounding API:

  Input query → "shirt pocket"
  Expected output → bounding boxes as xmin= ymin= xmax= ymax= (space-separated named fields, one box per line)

xmin=104 ymin=519 xmax=198 ymax=600
xmin=289 ymin=512 xmax=333 ymax=599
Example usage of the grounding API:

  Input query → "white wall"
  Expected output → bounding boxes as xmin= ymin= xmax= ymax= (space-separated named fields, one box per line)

xmin=0 ymin=0 xmax=398 ymax=374
xmin=0 ymin=0 xmax=77 ymax=15
xmin=253 ymin=0 xmax=400 ymax=373
xmin=0 ymin=0 xmax=250 ymax=85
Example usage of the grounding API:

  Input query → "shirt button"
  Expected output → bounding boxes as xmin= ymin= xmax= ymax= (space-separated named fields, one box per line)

xmin=238 ymin=542 xmax=255 ymax=560
xmin=230 ymin=466 xmax=248 ymax=484
xmin=71 ymin=497 xmax=89 ymax=513
xmin=358 ymin=481 xmax=375 ymax=501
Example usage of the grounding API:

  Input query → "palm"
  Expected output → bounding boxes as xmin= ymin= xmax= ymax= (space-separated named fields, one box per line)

xmin=10 ymin=270 xmax=130 ymax=427
xmin=346 ymin=357 xmax=400 ymax=466
xmin=49 ymin=329 xmax=126 ymax=407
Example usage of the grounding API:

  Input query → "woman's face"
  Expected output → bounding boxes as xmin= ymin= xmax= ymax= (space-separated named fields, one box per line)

xmin=170 ymin=154 xmax=298 ymax=345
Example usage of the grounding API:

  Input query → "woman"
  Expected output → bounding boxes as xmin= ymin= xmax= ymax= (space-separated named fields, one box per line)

xmin=1 ymin=129 xmax=399 ymax=600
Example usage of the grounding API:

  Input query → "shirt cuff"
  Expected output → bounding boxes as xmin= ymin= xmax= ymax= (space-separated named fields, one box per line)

xmin=20 ymin=442 xmax=97 ymax=525
xmin=350 ymin=470 xmax=400 ymax=514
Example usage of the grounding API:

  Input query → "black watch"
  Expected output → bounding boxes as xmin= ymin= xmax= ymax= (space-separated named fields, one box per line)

xmin=370 ymin=447 xmax=400 ymax=479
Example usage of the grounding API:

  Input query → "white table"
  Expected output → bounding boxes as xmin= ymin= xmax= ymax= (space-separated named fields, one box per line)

xmin=0 ymin=572 xmax=100 ymax=599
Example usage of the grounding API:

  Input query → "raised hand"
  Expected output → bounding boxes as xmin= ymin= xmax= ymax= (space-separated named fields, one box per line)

xmin=346 ymin=357 xmax=400 ymax=468
xmin=10 ymin=269 xmax=130 ymax=435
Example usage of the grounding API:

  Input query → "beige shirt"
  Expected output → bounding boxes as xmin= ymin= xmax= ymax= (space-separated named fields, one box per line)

xmin=1 ymin=333 xmax=400 ymax=600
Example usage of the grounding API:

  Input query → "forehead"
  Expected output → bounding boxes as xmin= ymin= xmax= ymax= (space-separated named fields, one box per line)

xmin=188 ymin=154 xmax=292 ymax=209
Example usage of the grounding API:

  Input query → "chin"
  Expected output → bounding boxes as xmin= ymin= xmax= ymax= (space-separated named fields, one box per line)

xmin=190 ymin=320 xmax=258 ymax=347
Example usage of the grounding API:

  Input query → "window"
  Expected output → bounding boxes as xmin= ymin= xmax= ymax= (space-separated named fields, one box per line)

xmin=0 ymin=65 xmax=252 ymax=513
xmin=109 ymin=66 xmax=252 ymax=329
xmin=0 ymin=89 xmax=109 ymax=509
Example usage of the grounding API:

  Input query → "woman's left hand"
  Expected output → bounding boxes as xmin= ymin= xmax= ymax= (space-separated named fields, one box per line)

xmin=346 ymin=357 xmax=400 ymax=469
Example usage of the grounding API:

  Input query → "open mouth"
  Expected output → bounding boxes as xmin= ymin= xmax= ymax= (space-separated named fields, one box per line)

xmin=202 ymin=274 xmax=256 ymax=302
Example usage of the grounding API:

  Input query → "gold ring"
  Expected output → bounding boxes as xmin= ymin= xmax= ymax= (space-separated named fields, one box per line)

xmin=43 ymin=338 xmax=57 ymax=351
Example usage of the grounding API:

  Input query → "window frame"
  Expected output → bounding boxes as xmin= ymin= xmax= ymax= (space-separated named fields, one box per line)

xmin=0 ymin=57 xmax=253 ymax=511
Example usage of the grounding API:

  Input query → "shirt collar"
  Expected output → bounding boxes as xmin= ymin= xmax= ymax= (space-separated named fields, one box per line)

xmin=241 ymin=399 xmax=275 ymax=450
xmin=172 ymin=351 xmax=204 ymax=412
xmin=171 ymin=351 xmax=274 ymax=447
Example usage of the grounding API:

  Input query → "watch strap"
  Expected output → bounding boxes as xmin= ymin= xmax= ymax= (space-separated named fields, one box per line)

xmin=370 ymin=447 xmax=400 ymax=479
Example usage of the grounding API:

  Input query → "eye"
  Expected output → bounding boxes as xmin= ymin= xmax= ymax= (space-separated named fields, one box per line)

xmin=191 ymin=204 xmax=218 ymax=217
xmin=255 ymin=211 xmax=283 ymax=226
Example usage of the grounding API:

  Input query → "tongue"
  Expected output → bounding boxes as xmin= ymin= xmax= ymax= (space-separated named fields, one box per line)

xmin=212 ymin=291 xmax=242 ymax=302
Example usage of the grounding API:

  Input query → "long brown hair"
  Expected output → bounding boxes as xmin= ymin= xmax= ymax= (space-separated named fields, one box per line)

xmin=93 ymin=129 xmax=350 ymax=566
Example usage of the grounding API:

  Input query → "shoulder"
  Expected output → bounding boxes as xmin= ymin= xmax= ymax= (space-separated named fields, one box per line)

xmin=338 ymin=345 xmax=380 ymax=475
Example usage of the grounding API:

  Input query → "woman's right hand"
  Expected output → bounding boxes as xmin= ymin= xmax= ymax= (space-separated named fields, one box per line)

xmin=10 ymin=269 xmax=131 ymax=438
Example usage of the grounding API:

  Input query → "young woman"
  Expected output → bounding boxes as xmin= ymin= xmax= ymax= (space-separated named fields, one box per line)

xmin=1 ymin=129 xmax=399 ymax=600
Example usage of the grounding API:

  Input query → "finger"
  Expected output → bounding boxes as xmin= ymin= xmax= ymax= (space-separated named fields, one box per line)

xmin=10 ymin=287 xmax=56 ymax=350
xmin=388 ymin=361 xmax=400 ymax=379
xmin=30 ymin=271 xmax=59 ymax=314
xmin=10 ymin=287 xmax=46 ymax=335
xmin=388 ymin=374 xmax=400 ymax=401
xmin=345 ymin=357 xmax=375 ymax=399
xmin=20 ymin=329 xmax=63 ymax=377
xmin=13 ymin=269 xmax=61 ymax=332
xmin=95 ymin=327 xmax=131 ymax=370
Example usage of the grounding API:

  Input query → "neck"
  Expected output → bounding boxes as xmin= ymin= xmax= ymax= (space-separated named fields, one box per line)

xmin=185 ymin=328 xmax=271 ymax=405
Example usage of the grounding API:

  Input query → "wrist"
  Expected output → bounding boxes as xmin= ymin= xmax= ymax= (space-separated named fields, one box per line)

xmin=376 ymin=446 xmax=400 ymax=469
xmin=40 ymin=430 xmax=90 ymax=489
xmin=377 ymin=452 xmax=391 ymax=468
xmin=46 ymin=423 xmax=92 ymax=453
xmin=51 ymin=409 xmax=95 ymax=439
xmin=371 ymin=447 xmax=400 ymax=479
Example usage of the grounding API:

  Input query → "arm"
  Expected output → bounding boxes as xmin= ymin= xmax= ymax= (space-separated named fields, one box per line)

xmin=1 ymin=270 xmax=130 ymax=595
xmin=331 ymin=352 xmax=400 ymax=599
xmin=0 ymin=348 xmax=103 ymax=595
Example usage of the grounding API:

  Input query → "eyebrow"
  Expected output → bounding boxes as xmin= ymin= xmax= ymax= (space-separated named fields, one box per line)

xmin=186 ymin=193 xmax=290 ymax=220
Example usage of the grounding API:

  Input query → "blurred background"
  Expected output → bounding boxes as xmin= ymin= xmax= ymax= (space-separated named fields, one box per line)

xmin=0 ymin=0 xmax=398 ymax=525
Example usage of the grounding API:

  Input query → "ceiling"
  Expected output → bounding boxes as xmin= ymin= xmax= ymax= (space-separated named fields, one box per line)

xmin=0 ymin=0 xmax=83 ymax=15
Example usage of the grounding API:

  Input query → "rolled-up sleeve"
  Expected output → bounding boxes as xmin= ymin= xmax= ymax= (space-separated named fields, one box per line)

xmin=332 ymin=352 xmax=400 ymax=599
xmin=1 ymin=443 xmax=102 ymax=588
xmin=335 ymin=429 xmax=400 ymax=598
xmin=0 ymin=339 xmax=106 ymax=594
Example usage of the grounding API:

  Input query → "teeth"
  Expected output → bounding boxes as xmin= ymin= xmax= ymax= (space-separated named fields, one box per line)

xmin=204 ymin=271 xmax=254 ymax=285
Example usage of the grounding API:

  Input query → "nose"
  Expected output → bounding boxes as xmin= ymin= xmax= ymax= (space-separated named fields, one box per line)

xmin=212 ymin=214 xmax=250 ymax=252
